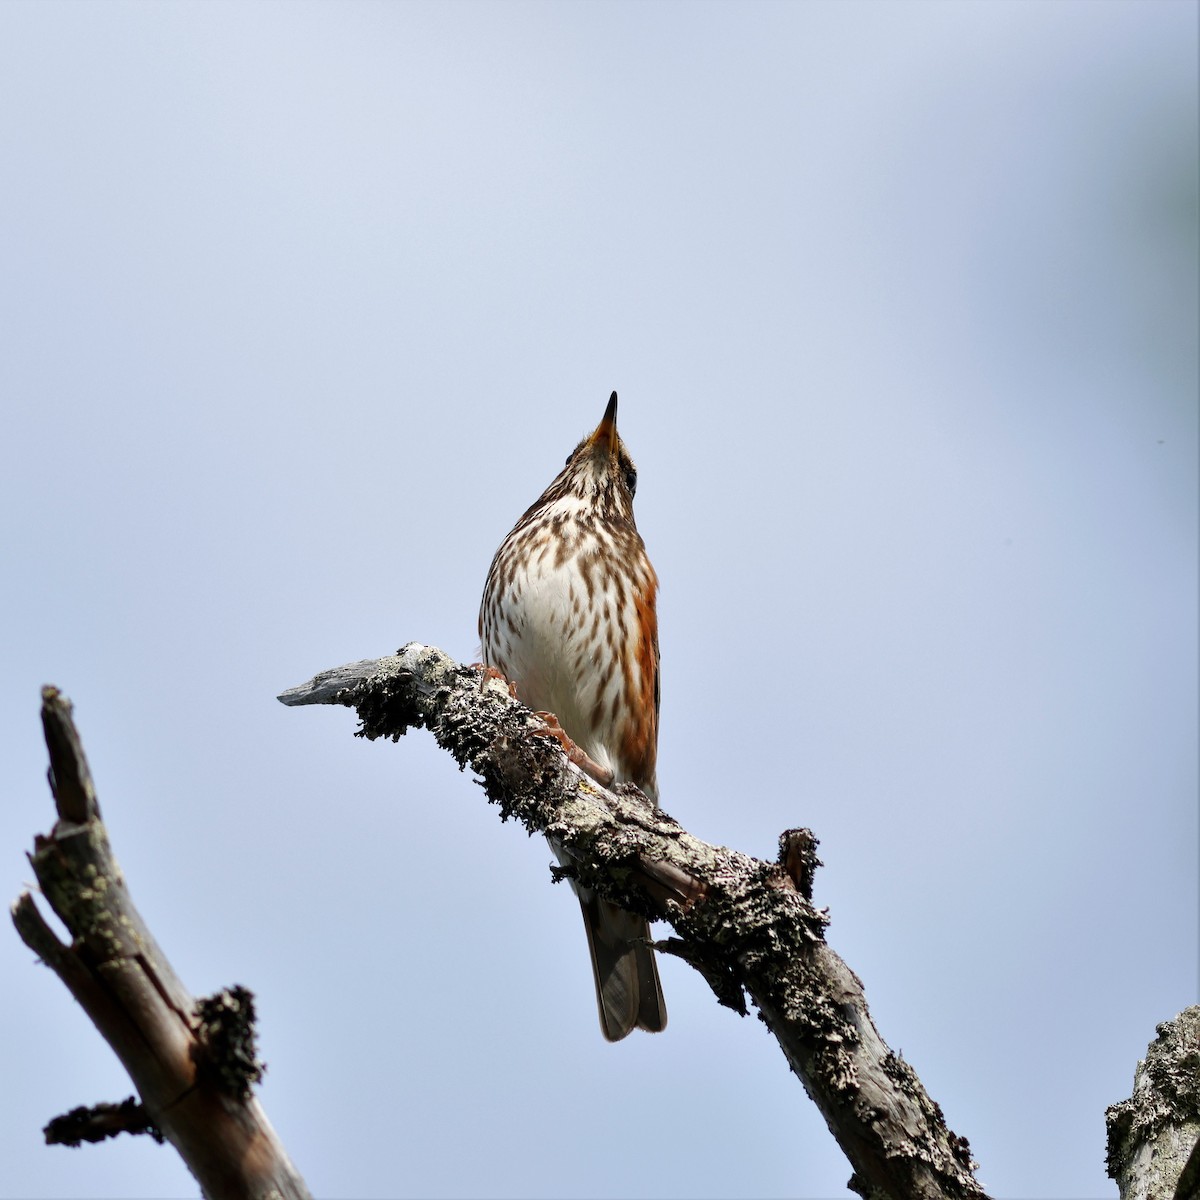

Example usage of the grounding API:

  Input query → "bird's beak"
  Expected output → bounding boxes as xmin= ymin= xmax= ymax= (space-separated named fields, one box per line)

xmin=588 ymin=391 xmax=619 ymax=458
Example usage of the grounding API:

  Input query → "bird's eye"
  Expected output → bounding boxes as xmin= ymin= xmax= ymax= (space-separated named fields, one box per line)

xmin=623 ymin=466 xmax=637 ymax=496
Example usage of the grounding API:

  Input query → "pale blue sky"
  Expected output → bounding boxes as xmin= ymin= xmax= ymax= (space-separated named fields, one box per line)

xmin=1 ymin=2 xmax=1195 ymax=1197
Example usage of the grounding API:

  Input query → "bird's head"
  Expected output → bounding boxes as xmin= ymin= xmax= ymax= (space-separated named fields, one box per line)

xmin=549 ymin=391 xmax=639 ymax=522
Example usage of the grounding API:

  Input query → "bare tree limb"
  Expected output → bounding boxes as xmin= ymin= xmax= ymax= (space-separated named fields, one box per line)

xmin=11 ymin=686 xmax=311 ymax=1200
xmin=1107 ymin=1006 xmax=1200 ymax=1200
xmin=280 ymin=642 xmax=989 ymax=1200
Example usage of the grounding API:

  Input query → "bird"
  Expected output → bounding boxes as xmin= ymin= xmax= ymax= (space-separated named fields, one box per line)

xmin=479 ymin=390 xmax=666 ymax=1041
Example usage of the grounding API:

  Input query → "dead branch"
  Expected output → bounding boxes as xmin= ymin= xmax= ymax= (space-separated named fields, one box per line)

xmin=1107 ymin=1006 xmax=1200 ymax=1200
xmin=11 ymin=687 xmax=311 ymax=1200
xmin=280 ymin=642 xmax=989 ymax=1200
xmin=44 ymin=1097 xmax=163 ymax=1147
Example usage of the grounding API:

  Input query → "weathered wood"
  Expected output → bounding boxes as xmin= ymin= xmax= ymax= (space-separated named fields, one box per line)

xmin=281 ymin=642 xmax=988 ymax=1200
xmin=1107 ymin=1006 xmax=1200 ymax=1200
xmin=12 ymin=687 xmax=311 ymax=1200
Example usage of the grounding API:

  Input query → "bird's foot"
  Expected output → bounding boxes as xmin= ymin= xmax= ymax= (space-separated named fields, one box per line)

xmin=532 ymin=712 xmax=615 ymax=789
xmin=474 ymin=663 xmax=519 ymax=698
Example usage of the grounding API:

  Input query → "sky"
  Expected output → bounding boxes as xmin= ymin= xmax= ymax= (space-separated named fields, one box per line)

xmin=0 ymin=2 xmax=1196 ymax=1198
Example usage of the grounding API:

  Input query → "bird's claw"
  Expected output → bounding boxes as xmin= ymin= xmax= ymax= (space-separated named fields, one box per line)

xmin=474 ymin=663 xmax=519 ymax=698
xmin=532 ymin=711 xmax=615 ymax=789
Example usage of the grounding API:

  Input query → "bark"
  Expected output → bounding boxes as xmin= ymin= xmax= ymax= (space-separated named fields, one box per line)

xmin=279 ymin=642 xmax=989 ymax=1200
xmin=1107 ymin=1007 xmax=1200 ymax=1200
xmin=10 ymin=686 xmax=311 ymax=1200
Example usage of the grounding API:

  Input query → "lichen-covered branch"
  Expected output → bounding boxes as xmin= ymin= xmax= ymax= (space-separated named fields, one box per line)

xmin=280 ymin=643 xmax=988 ymax=1200
xmin=1107 ymin=1006 xmax=1200 ymax=1200
xmin=11 ymin=687 xmax=311 ymax=1200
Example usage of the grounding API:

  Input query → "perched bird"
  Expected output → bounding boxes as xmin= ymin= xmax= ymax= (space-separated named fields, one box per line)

xmin=479 ymin=391 xmax=666 ymax=1041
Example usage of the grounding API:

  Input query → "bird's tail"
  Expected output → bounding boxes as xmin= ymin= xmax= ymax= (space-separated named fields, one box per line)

xmin=579 ymin=891 xmax=667 ymax=1041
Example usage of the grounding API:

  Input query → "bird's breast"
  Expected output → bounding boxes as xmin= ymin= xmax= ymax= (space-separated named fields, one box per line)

xmin=482 ymin=532 xmax=650 ymax=783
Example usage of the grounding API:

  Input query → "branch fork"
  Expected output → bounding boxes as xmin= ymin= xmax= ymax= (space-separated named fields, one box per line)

xmin=12 ymin=688 xmax=310 ymax=1200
